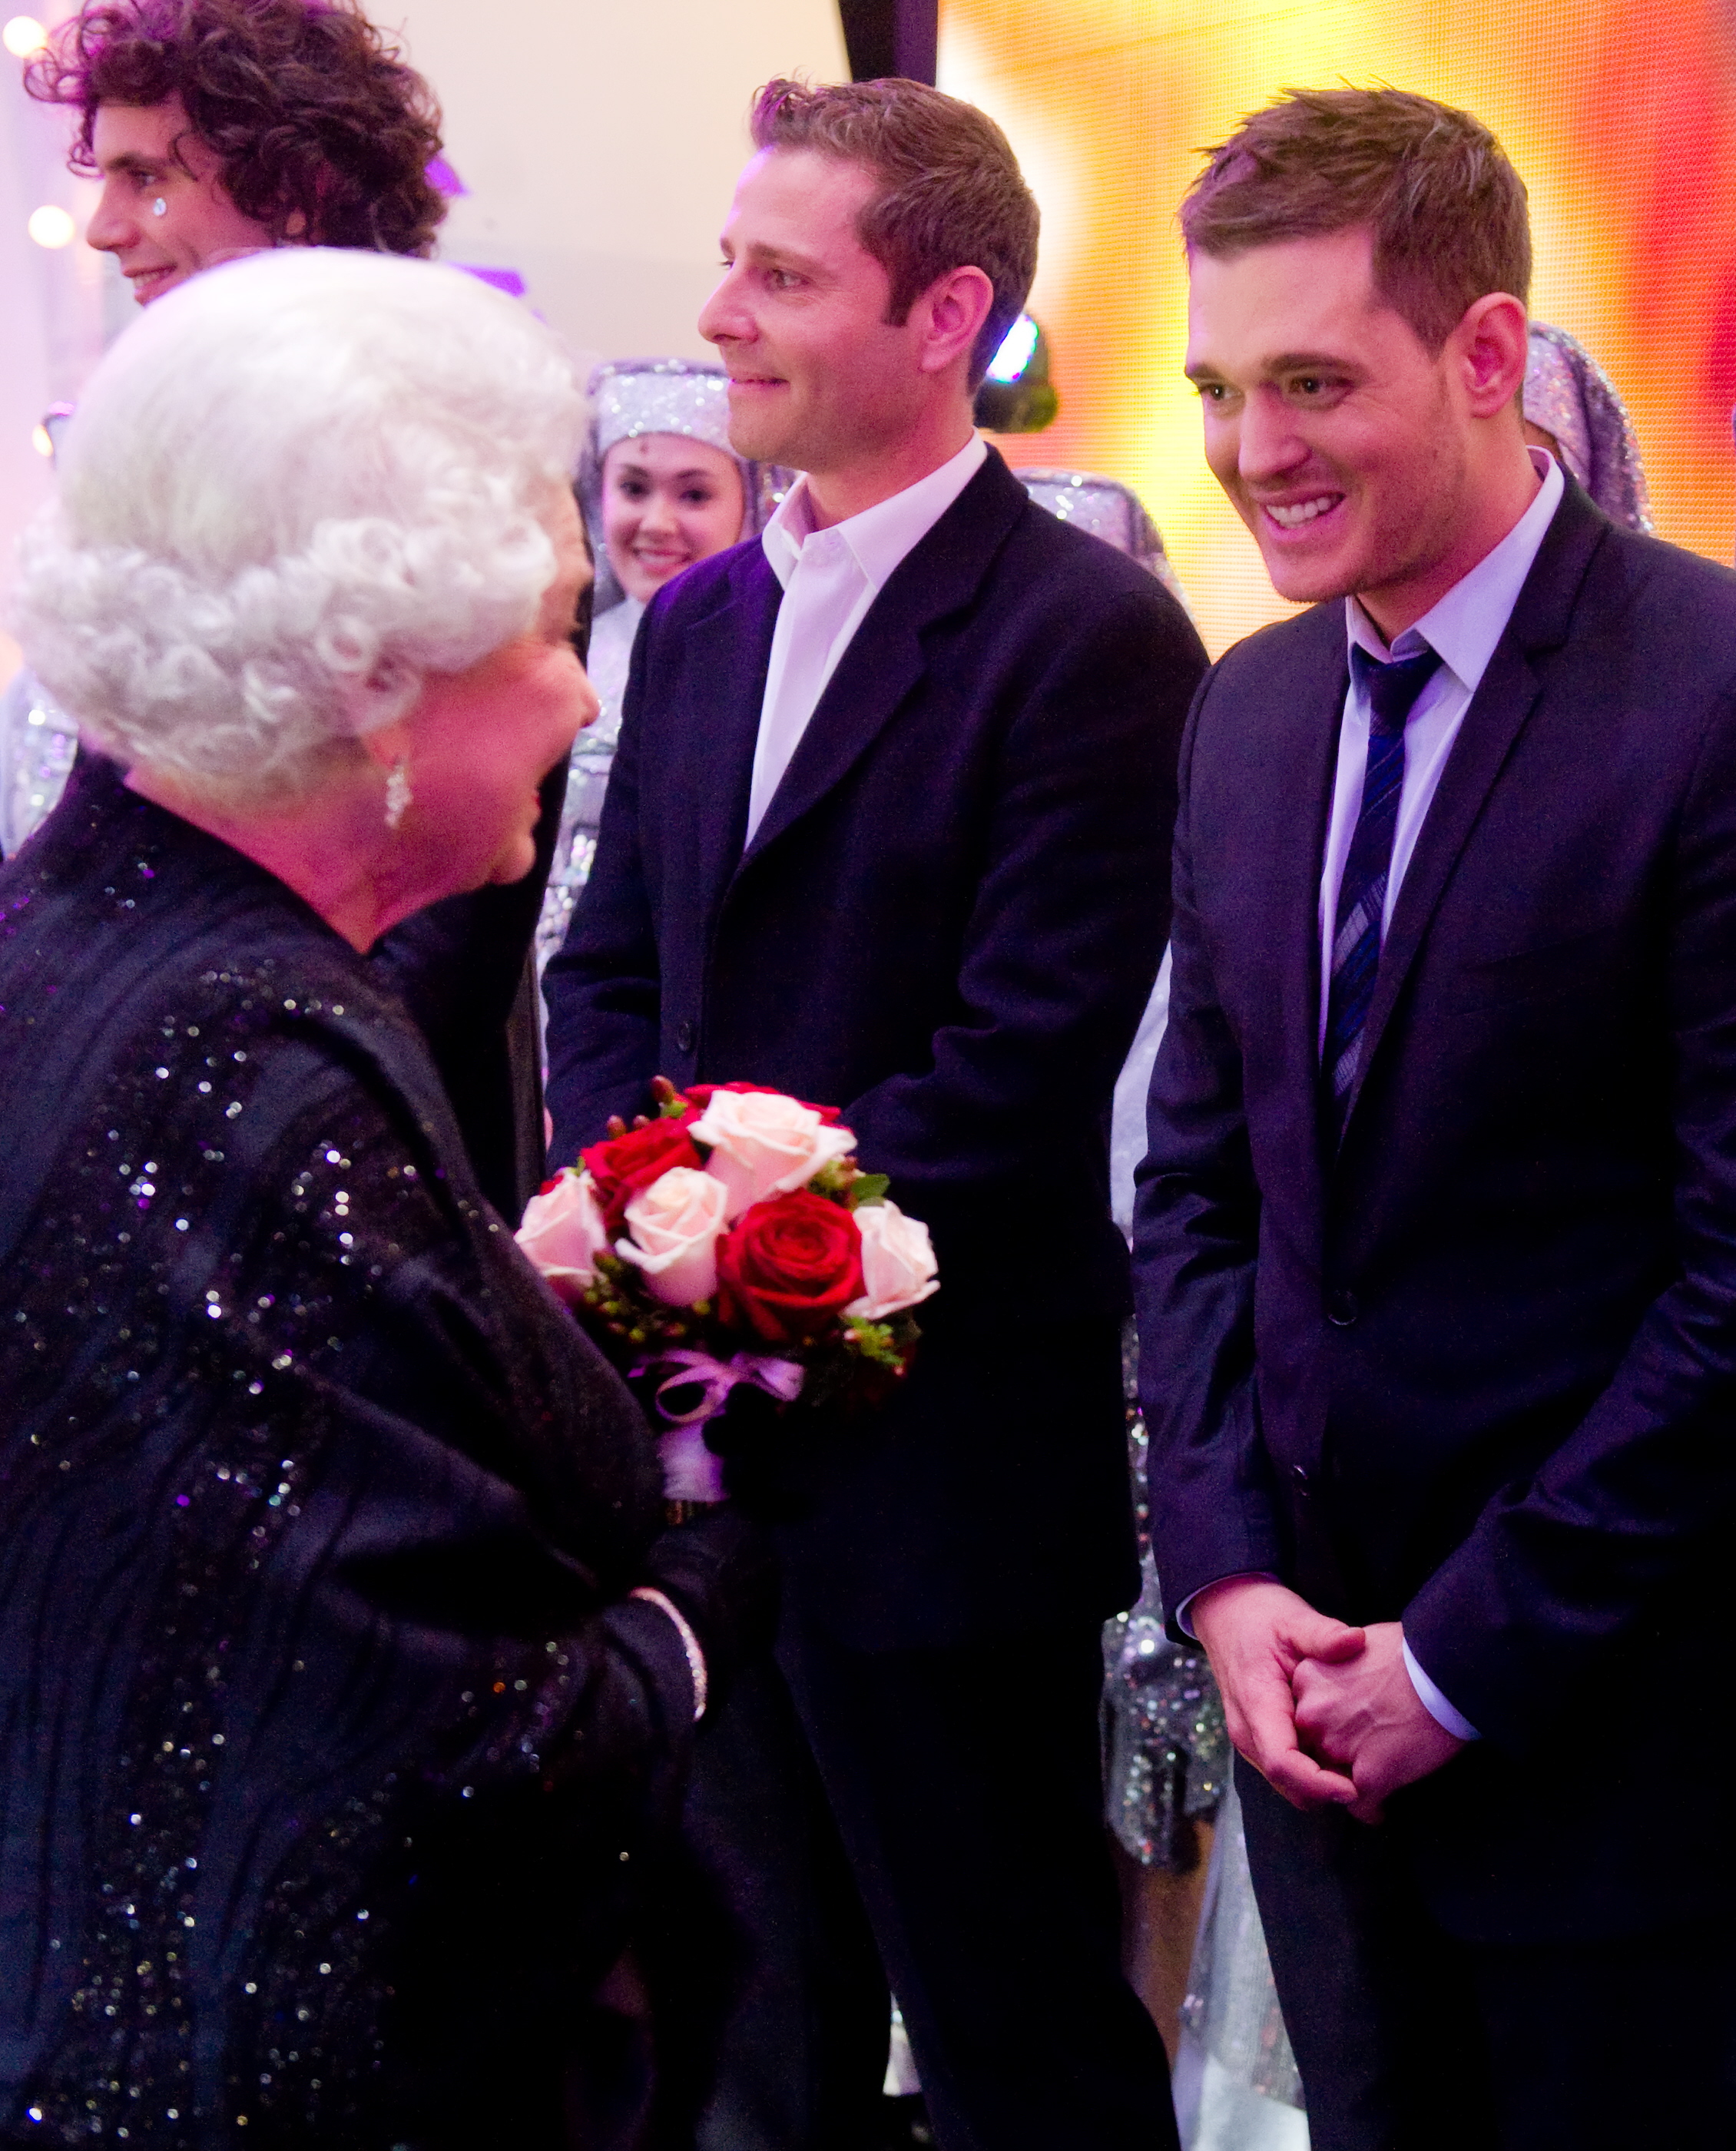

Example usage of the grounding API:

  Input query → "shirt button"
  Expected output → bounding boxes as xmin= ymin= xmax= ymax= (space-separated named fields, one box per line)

xmin=1326 ymin=1288 xmax=1359 ymax=1327
xmin=675 ymin=1020 xmax=695 ymax=1053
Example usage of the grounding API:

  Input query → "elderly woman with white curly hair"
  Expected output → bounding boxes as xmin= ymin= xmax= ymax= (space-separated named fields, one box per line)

xmin=0 ymin=247 xmax=768 ymax=2150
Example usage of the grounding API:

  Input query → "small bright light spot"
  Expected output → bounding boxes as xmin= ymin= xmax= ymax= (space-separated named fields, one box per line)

xmin=31 ymin=423 xmax=53 ymax=459
xmin=986 ymin=313 xmax=1039 ymax=385
xmin=28 ymin=204 xmax=75 ymax=249
xmin=2 ymin=15 xmax=47 ymax=56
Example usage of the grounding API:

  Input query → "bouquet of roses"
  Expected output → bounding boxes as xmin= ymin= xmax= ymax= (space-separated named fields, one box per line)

xmin=517 ymin=1079 xmax=939 ymax=1503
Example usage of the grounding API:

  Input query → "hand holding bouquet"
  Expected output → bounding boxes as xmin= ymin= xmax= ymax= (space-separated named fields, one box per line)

xmin=518 ymin=1081 xmax=938 ymax=1503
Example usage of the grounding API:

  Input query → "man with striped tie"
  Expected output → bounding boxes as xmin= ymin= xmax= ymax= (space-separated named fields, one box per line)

xmin=1134 ymin=87 xmax=1736 ymax=2149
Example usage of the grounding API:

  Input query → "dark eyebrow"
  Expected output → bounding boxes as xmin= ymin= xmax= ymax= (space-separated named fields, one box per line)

xmin=99 ymin=151 xmax=164 ymax=178
xmin=1184 ymin=350 xmax=1362 ymax=386
xmin=737 ymin=237 xmax=831 ymax=281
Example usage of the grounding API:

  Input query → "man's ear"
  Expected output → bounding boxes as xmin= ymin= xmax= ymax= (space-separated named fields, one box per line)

xmin=1454 ymin=292 xmax=1529 ymax=419
xmin=913 ymin=263 xmax=996 ymax=379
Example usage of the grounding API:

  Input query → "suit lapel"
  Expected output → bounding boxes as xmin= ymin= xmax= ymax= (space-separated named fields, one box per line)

xmin=1262 ymin=606 xmax=1349 ymax=1216
xmin=678 ymin=546 xmax=784 ymax=931
xmin=737 ymin=449 xmax=1030 ymax=870
xmin=1339 ymin=479 xmax=1612 ymax=1134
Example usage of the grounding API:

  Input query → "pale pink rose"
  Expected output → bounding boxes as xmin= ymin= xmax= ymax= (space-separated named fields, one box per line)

xmin=845 ymin=1199 xmax=939 ymax=1321
xmin=618 ymin=1166 xmax=731 ymax=1306
xmin=516 ymin=1168 xmax=611 ymax=1304
xmin=691 ymin=1089 xmax=857 ymax=1220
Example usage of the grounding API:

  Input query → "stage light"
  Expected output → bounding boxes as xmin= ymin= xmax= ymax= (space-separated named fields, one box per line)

xmin=974 ymin=313 xmax=1058 ymax=434
xmin=31 ymin=423 xmax=53 ymax=459
xmin=986 ymin=313 xmax=1040 ymax=385
xmin=28 ymin=205 xmax=75 ymax=249
xmin=2 ymin=15 xmax=47 ymax=56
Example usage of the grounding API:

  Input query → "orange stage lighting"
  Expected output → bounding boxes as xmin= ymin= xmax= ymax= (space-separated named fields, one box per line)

xmin=943 ymin=0 xmax=1736 ymax=655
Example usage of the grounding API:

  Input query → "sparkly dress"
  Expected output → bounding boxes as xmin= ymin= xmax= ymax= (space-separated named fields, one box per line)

xmin=0 ymin=759 xmax=695 ymax=2147
xmin=535 ymin=597 xmax=641 ymax=977
xmin=0 ymin=667 xmax=78 ymax=857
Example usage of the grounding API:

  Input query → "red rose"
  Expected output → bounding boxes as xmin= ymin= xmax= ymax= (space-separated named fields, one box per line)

xmin=581 ymin=1119 xmax=702 ymax=1233
xmin=681 ymin=1080 xmax=843 ymax=1126
xmin=715 ymin=1189 xmax=866 ymax=1344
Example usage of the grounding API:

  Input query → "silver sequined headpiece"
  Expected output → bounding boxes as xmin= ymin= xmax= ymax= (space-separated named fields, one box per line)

xmin=591 ymin=356 xmax=737 ymax=461
xmin=1019 ymin=470 xmax=1193 ymax=615
xmin=1523 ymin=324 xmax=1652 ymax=533
xmin=580 ymin=356 xmax=793 ymax=609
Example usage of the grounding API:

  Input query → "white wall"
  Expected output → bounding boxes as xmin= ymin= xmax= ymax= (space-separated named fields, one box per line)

xmin=0 ymin=0 xmax=848 ymax=677
xmin=396 ymin=0 xmax=847 ymax=365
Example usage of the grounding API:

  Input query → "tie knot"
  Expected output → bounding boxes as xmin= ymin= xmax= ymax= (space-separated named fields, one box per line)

xmin=1352 ymin=641 xmax=1443 ymax=736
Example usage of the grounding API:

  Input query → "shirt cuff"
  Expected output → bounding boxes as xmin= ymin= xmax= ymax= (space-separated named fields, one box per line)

xmin=1401 ymin=1636 xmax=1480 ymax=1741
xmin=1174 ymin=1571 xmax=1281 ymax=1639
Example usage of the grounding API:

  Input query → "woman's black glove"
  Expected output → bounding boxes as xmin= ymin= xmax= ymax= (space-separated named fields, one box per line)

xmin=639 ymin=1508 xmax=779 ymax=1709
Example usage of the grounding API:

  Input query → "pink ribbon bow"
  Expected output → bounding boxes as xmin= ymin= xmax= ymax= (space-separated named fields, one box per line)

xmin=634 ymin=1347 xmax=807 ymax=1426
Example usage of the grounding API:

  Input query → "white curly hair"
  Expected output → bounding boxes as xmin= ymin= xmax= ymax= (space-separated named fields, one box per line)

xmin=12 ymin=248 xmax=588 ymax=801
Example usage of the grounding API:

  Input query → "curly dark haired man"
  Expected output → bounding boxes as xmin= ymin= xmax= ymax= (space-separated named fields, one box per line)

xmin=26 ymin=0 xmax=443 ymax=304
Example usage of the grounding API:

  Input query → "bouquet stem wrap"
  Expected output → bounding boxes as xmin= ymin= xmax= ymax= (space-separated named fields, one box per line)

xmin=634 ymin=1348 xmax=807 ymax=1503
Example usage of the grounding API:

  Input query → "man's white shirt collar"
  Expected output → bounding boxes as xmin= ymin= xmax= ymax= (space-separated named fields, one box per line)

xmin=761 ymin=433 xmax=989 ymax=593
xmin=1345 ymin=447 xmax=1565 ymax=693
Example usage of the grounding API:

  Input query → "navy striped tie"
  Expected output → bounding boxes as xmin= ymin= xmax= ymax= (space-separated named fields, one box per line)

xmin=1322 ymin=641 xmax=1443 ymax=1140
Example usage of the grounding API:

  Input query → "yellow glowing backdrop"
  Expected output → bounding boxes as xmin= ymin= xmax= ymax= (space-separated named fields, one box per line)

xmin=940 ymin=0 xmax=1736 ymax=656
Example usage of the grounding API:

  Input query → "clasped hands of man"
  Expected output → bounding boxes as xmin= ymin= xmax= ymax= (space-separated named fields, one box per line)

xmin=1191 ymin=1578 xmax=1466 ymax=1823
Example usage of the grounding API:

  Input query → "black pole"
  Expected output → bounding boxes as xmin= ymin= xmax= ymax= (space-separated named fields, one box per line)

xmin=837 ymin=0 xmax=937 ymax=85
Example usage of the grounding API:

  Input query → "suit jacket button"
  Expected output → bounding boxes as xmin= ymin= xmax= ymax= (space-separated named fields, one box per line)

xmin=675 ymin=1021 xmax=695 ymax=1053
xmin=1326 ymin=1288 xmax=1359 ymax=1327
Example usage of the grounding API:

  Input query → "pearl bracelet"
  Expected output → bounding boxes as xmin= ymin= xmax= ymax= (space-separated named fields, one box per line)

xmin=629 ymin=1586 xmax=708 ymax=1722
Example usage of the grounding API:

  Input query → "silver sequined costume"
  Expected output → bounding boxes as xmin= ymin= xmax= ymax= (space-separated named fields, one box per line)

xmin=0 ymin=666 xmax=79 ymax=858
xmin=1019 ymin=471 xmax=1231 ymax=1875
xmin=1523 ymin=324 xmax=1652 ymax=533
xmin=537 ymin=359 xmax=790 ymax=979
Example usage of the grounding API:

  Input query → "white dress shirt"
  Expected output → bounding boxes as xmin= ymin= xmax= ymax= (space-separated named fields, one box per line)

xmin=745 ymin=432 xmax=988 ymax=845
xmin=1181 ymin=452 xmax=1569 ymax=1745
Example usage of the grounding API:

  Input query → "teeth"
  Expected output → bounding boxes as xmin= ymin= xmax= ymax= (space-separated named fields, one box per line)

xmin=1266 ymin=496 xmax=1340 ymax=529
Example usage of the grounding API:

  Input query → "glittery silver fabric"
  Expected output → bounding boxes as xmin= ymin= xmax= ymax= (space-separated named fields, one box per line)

xmin=547 ymin=362 xmax=794 ymax=980
xmin=1020 ymin=469 xmax=1194 ymax=615
xmin=1180 ymin=1777 xmax=1305 ymax=2110
xmin=0 ymin=666 xmax=79 ymax=856
xmin=535 ymin=596 xmax=640 ymax=978
xmin=1102 ymin=1327 xmax=1229 ymax=1871
xmin=593 ymin=356 xmax=738 ymax=461
xmin=1523 ymin=324 xmax=1652 ymax=532
xmin=0 ymin=759 xmax=694 ymax=2145
xmin=1045 ymin=474 xmax=1224 ymax=1874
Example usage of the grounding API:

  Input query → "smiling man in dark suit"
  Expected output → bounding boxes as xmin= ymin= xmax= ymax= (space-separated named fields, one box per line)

xmin=544 ymin=73 xmax=1204 ymax=2151
xmin=1135 ymin=86 xmax=1736 ymax=2148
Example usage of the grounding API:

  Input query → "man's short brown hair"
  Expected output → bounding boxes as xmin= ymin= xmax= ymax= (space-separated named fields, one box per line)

xmin=27 ymin=0 xmax=445 ymax=257
xmin=1181 ymin=88 xmax=1531 ymax=352
xmin=750 ymin=76 xmax=1039 ymax=386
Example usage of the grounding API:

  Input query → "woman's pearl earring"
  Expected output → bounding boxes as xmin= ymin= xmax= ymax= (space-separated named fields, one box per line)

xmin=151 ymin=197 xmax=167 ymax=217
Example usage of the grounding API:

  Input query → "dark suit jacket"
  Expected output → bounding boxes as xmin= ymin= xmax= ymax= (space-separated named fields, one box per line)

xmin=546 ymin=447 xmax=1207 ymax=1649
xmin=1135 ymin=476 xmax=1736 ymax=1942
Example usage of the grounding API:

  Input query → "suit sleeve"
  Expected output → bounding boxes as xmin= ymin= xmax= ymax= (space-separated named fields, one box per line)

xmin=1131 ymin=675 xmax=1287 ymax=1623
xmin=542 ymin=608 xmax=664 ymax=1163
xmin=840 ymin=582 xmax=1205 ymax=1230
xmin=1404 ymin=688 xmax=1736 ymax=1751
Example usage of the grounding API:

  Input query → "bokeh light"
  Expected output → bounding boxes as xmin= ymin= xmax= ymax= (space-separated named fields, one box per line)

xmin=28 ymin=205 xmax=76 ymax=250
xmin=2 ymin=15 xmax=47 ymax=58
